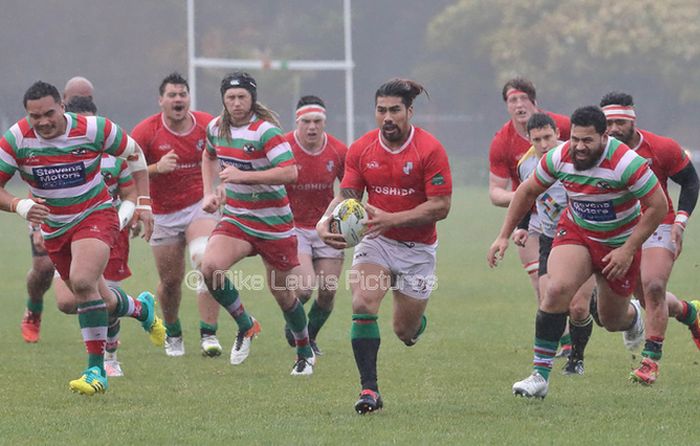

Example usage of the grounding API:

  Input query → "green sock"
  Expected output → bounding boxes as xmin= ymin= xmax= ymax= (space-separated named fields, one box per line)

xmin=533 ymin=337 xmax=558 ymax=380
xmin=307 ymin=300 xmax=332 ymax=339
xmin=678 ymin=301 xmax=698 ymax=326
xmin=165 ymin=319 xmax=182 ymax=338
xmin=284 ymin=300 xmax=313 ymax=359
xmin=77 ymin=300 xmax=108 ymax=373
xmin=26 ymin=298 xmax=43 ymax=314
xmin=200 ymin=321 xmax=217 ymax=337
xmin=641 ymin=337 xmax=663 ymax=361
xmin=210 ymin=277 xmax=252 ymax=332
xmin=351 ymin=314 xmax=381 ymax=391
xmin=559 ymin=333 xmax=572 ymax=347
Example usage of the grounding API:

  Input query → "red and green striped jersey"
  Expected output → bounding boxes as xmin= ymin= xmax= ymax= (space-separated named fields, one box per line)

xmin=0 ymin=113 xmax=129 ymax=239
xmin=534 ymin=137 xmax=659 ymax=246
xmin=206 ymin=116 xmax=296 ymax=240
xmin=100 ymin=155 xmax=133 ymax=208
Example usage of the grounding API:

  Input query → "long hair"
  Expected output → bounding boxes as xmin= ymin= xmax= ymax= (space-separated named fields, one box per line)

xmin=375 ymin=78 xmax=428 ymax=108
xmin=217 ymin=102 xmax=282 ymax=141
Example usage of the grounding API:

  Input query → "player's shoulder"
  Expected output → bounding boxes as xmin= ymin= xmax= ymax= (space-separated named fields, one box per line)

xmin=412 ymin=127 xmax=443 ymax=147
xmin=348 ymin=129 xmax=379 ymax=154
xmin=192 ymin=110 xmax=215 ymax=126
xmin=639 ymin=128 xmax=681 ymax=150
xmin=132 ymin=113 xmax=162 ymax=133
xmin=325 ymin=132 xmax=348 ymax=154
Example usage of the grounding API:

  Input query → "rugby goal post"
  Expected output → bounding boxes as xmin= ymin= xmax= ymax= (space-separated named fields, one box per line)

xmin=186 ymin=0 xmax=355 ymax=141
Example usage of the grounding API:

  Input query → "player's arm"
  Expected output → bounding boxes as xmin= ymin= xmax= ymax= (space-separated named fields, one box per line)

xmin=363 ymin=195 xmax=450 ymax=238
xmin=669 ymin=163 xmax=699 ymax=253
xmin=602 ymin=186 xmax=668 ymax=280
xmin=201 ymin=149 xmax=224 ymax=213
xmin=219 ymin=164 xmax=297 ymax=185
xmin=487 ymin=175 xmax=546 ymax=267
xmin=0 ymin=183 xmax=49 ymax=224
xmin=116 ymin=182 xmax=137 ymax=231
xmin=489 ymin=173 xmax=514 ymax=207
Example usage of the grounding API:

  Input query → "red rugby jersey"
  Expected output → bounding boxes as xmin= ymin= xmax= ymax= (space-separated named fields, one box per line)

xmin=131 ymin=110 xmax=213 ymax=214
xmin=285 ymin=131 xmax=347 ymax=229
xmin=341 ymin=126 xmax=452 ymax=244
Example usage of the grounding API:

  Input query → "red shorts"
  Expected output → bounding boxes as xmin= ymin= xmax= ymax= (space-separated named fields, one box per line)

xmin=553 ymin=217 xmax=640 ymax=296
xmin=43 ymin=208 xmax=120 ymax=280
xmin=104 ymin=227 xmax=131 ymax=282
xmin=212 ymin=219 xmax=299 ymax=271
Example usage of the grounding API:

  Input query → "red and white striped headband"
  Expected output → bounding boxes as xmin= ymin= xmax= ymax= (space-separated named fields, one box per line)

xmin=295 ymin=104 xmax=326 ymax=121
xmin=602 ymin=105 xmax=636 ymax=121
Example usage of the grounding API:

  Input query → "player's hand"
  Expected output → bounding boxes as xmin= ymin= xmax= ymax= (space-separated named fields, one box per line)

xmin=215 ymin=184 xmax=226 ymax=204
xmin=156 ymin=150 xmax=178 ymax=174
xmin=316 ymin=216 xmax=347 ymax=249
xmin=487 ymin=237 xmax=509 ymax=268
xmin=512 ymin=229 xmax=529 ymax=247
xmin=135 ymin=208 xmax=154 ymax=242
xmin=363 ymin=204 xmax=395 ymax=239
xmin=202 ymin=193 xmax=221 ymax=214
xmin=130 ymin=220 xmax=143 ymax=238
xmin=601 ymin=245 xmax=635 ymax=281
xmin=671 ymin=223 xmax=684 ymax=259
xmin=24 ymin=197 xmax=49 ymax=224
xmin=219 ymin=165 xmax=245 ymax=184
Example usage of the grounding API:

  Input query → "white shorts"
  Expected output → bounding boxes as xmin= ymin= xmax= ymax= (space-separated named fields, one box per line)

xmin=295 ymin=227 xmax=344 ymax=260
xmin=150 ymin=200 xmax=220 ymax=246
xmin=528 ymin=212 xmax=542 ymax=236
xmin=351 ymin=235 xmax=438 ymax=300
xmin=643 ymin=224 xmax=676 ymax=252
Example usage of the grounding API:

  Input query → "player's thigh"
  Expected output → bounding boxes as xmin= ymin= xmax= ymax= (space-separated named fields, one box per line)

xmin=185 ymin=217 xmax=217 ymax=241
xmin=291 ymin=252 xmax=317 ymax=293
xmin=594 ymin=274 xmax=632 ymax=328
xmin=201 ymin=234 xmax=253 ymax=279
xmin=542 ymin=244 xmax=593 ymax=310
xmin=69 ymin=238 xmax=110 ymax=290
xmin=313 ymin=257 xmax=344 ymax=293
xmin=348 ymin=262 xmax=392 ymax=314
xmin=392 ymin=289 xmax=428 ymax=333
xmin=152 ymin=241 xmax=187 ymax=284
xmin=264 ymin=262 xmax=298 ymax=310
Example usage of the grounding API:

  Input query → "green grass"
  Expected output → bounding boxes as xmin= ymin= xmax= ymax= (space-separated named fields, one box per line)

xmin=1 ymin=186 xmax=699 ymax=445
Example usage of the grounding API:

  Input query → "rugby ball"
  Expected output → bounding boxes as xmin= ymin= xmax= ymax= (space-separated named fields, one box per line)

xmin=330 ymin=198 xmax=367 ymax=248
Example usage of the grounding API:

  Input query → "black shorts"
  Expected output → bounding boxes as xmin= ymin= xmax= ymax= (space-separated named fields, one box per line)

xmin=538 ymin=234 xmax=553 ymax=277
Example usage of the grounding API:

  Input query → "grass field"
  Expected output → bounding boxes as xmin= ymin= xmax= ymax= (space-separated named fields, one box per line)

xmin=1 ymin=186 xmax=699 ymax=445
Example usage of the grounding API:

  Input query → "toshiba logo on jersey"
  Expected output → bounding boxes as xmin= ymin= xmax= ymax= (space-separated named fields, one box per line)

xmin=372 ymin=185 xmax=415 ymax=196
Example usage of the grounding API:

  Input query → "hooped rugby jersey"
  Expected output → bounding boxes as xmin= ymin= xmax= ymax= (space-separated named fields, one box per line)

xmin=131 ymin=110 xmax=213 ymax=214
xmin=100 ymin=155 xmax=134 ymax=208
xmin=630 ymin=129 xmax=689 ymax=225
xmin=284 ymin=131 xmax=347 ymax=229
xmin=206 ymin=116 xmax=296 ymax=240
xmin=0 ymin=113 xmax=129 ymax=239
xmin=534 ymin=137 xmax=660 ymax=246
xmin=341 ymin=126 xmax=452 ymax=245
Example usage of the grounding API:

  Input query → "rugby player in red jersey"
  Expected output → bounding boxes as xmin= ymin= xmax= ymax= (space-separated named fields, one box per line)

xmin=600 ymin=92 xmax=700 ymax=385
xmin=489 ymin=77 xmax=571 ymax=302
xmin=317 ymin=78 xmax=452 ymax=414
xmin=284 ymin=95 xmax=347 ymax=355
xmin=132 ymin=73 xmax=222 ymax=358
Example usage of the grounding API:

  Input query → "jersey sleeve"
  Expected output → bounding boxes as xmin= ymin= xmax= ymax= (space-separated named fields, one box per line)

xmin=205 ymin=120 xmax=219 ymax=160
xmin=116 ymin=159 xmax=134 ymax=188
xmin=130 ymin=119 xmax=155 ymax=163
xmin=488 ymin=133 xmax=510 ymax=178
xmin=100 ymin=117 xmax=129 ymax=157
xmin=534 ymin=148 xmax=558 ymax=188
xmin=0 ymin=129 xmax=19 ymax=185
xmin=424 ymin=142 xmax=452 ymax=197
xmin=261 ymin=126 xmax=295 ymax=167
xmin=657 ymin=138 xmax=690 ymax=177
xmin=624 ymin=152 xmax=660 ymax=199
xmin=339 ymin=144 xmax=366 ymax=192
xmin=336 ymin=142 xmax=348 ymax=181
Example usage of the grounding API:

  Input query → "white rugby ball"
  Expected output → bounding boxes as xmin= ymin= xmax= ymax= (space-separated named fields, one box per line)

xmin=330 ymin=198 xmax=367 ymax=248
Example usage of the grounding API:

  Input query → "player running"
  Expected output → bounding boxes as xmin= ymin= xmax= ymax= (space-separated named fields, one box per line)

xmin=200 ymin=72 xmax=315 ymax=375
xmin=0 ymin=81 xmax=165 ymax=395
xmin=600 ymin=92 xmax=700 ymax=385
xmin=317 ymin=78 xmax=452 ymax=414
xmin=283 ymin=95 xmax=347 ymax=355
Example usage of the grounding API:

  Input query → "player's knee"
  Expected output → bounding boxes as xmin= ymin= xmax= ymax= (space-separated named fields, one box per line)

xmin=642 ymin=279 xmax=666 ymax=302
xmin=392 ymin=322 xmax=414 ymax=344
xmin=56 ymin=299 xmax=77 ymax=315
xmin=317 ymin=289 xmax=336 ymax=309
xmin=70 ymin=277 xmax=97 ymax=299
xmin=296 ymin=290 xmax=313 ymax=305
xmin=569 ymin=302 xmax=588 ymax=321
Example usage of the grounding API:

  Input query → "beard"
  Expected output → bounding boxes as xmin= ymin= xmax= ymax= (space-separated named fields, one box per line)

xmin=609 ymin=128 xmax=634 ymax=145
xmin=572 ymin=150 xmax=604 ymax=171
